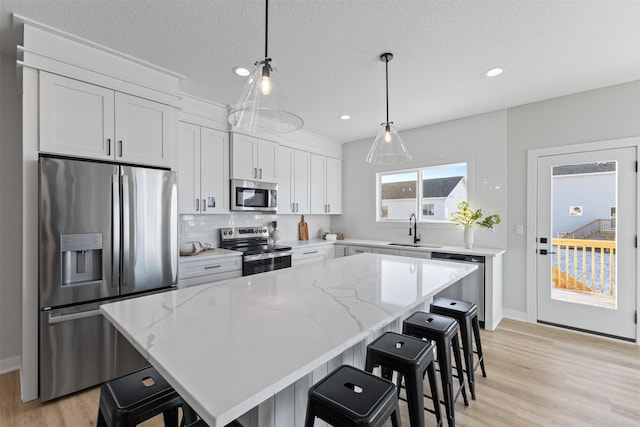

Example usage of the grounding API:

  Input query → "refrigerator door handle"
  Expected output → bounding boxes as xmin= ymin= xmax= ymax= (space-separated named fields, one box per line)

xmin=112 ymin=174 xmax=121 ymax=289
xmin=121 ymin=174 xmax=130 ymax=289
xmin=48 ymin=309 xmax=103 ymax=324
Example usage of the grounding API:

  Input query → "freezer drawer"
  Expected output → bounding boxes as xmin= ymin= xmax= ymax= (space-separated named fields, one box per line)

xmin=39 ymin=301 xmax=148 ymax=401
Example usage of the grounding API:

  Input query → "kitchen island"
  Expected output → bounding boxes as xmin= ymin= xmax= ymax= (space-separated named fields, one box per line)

xmin=101 ymin=253 xmax=477 ymax=427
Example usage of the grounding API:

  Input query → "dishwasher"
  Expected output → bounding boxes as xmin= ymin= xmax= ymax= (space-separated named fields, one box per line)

xmin=431 ymin=252 xmax=485 ymax=326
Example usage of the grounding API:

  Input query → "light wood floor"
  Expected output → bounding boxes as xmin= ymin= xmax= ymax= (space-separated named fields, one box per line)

xmin=1 ymin=319 xmax=639 ymax=427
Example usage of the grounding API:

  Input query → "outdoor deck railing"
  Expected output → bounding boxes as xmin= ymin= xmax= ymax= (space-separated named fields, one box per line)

xmin=561 ymin=218 xmax=615 ymax=239
xmin=551 ymin=238 xmax=616 ymax=296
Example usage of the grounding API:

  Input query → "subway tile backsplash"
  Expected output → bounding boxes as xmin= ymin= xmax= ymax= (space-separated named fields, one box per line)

xmin=180 ymin=213 xmax=332 ymax=247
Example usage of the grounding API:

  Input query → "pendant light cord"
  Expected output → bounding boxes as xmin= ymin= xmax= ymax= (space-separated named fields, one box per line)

xmin=385 ymin=55 xmax=389 ymax=124
xmin=264 ymin=0 xmax=269 ymax=58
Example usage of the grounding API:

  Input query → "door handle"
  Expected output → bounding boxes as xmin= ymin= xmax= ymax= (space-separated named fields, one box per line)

xmin=48 ymin=309 xmax=103 ymax=324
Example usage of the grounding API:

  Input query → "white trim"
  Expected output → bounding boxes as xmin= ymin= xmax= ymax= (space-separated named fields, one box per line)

xmin=526 ymin=136 xmax=640 ymax=345
xmin=13 ymin=14 xmax=185 ymax=79
xmin=0 ymin=356 xmax=21 ymax=375
xmin=502 ymin=309 xmax=528 ymax=323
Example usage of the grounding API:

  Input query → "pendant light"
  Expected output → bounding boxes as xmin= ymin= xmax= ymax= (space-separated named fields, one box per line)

xmin=365 ymin=52 xmax=411 ymax=165
xmin=228 ymin=0 xmax=303 ymax=134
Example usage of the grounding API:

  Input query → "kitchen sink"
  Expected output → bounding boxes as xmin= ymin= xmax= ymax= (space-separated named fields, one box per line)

xmin=387 ymin=243 xmax=443 ymax=248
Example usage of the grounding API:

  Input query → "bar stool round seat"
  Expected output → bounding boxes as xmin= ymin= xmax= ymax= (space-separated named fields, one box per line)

xmin=430 ymin=297 xmax=486 ymax=400
xmin=365 ymin=331 xmax=442 ymax=427
xmin=305 ymin=365 xmax=402 ymax=427
xmin=403 ymin=312 xmax=468 ymax=427
xmin=97 ymin=366 xmax=181 ymax=427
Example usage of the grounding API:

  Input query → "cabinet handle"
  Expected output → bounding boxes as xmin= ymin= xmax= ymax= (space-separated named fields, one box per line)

xmin=106 ymin=138 xmax=111 ymax=156
xmin=259 ymin=168 xmax=263 ymax=179
xmin=291 ymin=203 xmax=295 ymax=213
xmin=202 ymin=199 xmax=206 ymax=212
xmin=344 ymin=247 xmax=347 ymax=256
xmin=204 ymin=265 xmax=221 ymax=269
xmin=295 ymin=203 xmax=299 ymax=212
xmin=254 ymin=168 xmax=257 ymax=179
xmin=355 ymin=250 xmax=365 ymax=253
xmin=195 ymin=198 xmax=200 ymax=211
xmin=328 ymin=204 xmax=331 ymax=213
xmin=118 ymin=140 xmax=123 ymax=157
xmin=303 ymin=251 xmax=318 ymax=255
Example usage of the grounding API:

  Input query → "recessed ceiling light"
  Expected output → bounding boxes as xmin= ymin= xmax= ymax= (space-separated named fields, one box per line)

xmin=233 ymin=67 xmax=250 ymax=77
xmin=339 ymin=114 xmax=351 ymax=120
xmin=485 ymin=67 xmax=503 ymax=77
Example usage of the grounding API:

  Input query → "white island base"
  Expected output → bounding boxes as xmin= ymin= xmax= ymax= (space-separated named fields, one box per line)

xmin=101 ymin=253 xmax=477 ymax=427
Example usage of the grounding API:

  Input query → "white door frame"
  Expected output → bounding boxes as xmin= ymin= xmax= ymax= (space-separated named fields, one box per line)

xmin=526 ymin=136 xmax=640 ymax=345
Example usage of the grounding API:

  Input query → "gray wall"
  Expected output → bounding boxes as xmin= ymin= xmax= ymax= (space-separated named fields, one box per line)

xmin=0 ymin=52 xmax=22 ymax=371
xmin=338 ymin=79 xmax=640 ymax=320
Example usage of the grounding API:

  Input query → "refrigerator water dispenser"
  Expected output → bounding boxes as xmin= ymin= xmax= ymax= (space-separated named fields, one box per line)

xmin=60 ymin=233 xmax=103 ymax=286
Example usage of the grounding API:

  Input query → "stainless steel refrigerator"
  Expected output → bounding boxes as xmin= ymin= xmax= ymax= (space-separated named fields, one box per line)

xmin=38 ymin=156 xmax=178 ymax=401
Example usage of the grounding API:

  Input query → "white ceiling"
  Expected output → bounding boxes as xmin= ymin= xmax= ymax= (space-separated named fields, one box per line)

xmin=2 ymin=0 xmax=640 ymax=143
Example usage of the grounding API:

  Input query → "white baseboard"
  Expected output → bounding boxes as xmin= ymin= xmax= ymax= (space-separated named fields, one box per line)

xmin=502 ymin=309 xmax=528 ymax=322
xmin=0 ymin=356 xmax=21 ymax=375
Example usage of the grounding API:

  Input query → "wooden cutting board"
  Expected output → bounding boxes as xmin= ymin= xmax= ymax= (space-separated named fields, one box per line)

xmin=299 ymin=215 xmax=309 ymax=240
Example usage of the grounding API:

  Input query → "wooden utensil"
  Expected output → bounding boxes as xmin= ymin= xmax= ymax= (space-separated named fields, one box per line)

xmin=299 ymin=215 xmax=309 ymax=240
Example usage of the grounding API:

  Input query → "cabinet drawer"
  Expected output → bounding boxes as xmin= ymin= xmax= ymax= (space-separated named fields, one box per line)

xmin=179 ymin=256 xmax=242 ymax=280
xmin=292 ymin=247 xmax=327 ymax=266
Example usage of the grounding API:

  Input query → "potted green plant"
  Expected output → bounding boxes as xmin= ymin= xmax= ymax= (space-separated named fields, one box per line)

xmin=450 ymin=201 xmax=501 ymax=248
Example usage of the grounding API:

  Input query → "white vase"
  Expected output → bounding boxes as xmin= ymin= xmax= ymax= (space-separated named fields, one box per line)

xmin=463 ymin=226 xmax=474 ymax=249
xmin=271 ymin=229 xmax=281 ymax=244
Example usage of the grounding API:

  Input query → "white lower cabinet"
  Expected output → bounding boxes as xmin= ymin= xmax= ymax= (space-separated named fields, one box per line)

xmin=292 ymin=246 xmax=330 ymax=266
xmin=347 ymin=245 xmax=372 ymax=256
xmin=178 ymin=255 xmax=242 ymax=287
xmin=371 ymin=247 xmax=400 ymax=256
xmin=334 ymin=244 xmax=349 ymax=258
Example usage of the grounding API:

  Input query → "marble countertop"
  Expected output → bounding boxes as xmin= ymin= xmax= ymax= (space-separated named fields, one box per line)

xmin=101 ymin=253 xmax=477 ymax=427
xmin=280 ymin=238 xmax=504 ymax=257
xmin=179 ymin=248 xmax=242 ymax=261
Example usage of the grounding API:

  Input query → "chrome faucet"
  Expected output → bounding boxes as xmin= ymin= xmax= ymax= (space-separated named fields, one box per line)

xmin=409 ymin=213 xmax=420 ymax=244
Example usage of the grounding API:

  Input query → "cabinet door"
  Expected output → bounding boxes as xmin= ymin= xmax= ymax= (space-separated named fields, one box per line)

xmin=231 ymin=133 xmax=258 ymax=180
xmin=325 ymin=157 xmax=342 ymax=214
xmin=114 ymin=92 xmax=172 ymax=167
xmin=257 ymin=139 xmax=278 ymax=182
xmin=200 ymin=127 xmax=229 ymax=213
xmin=348 ymin=246 xmax=372 ymax=256
xmin=310 ymin=154 xmax=327 ymax=214
xmin=178 ymin=123 xmax=201 ymax=214
xmin=277 ymin=146 xmax=295 ymax=214
xmin=334 ymin=244 xmax=349 ymax=258
xmin=40 ymin=72 xmax=114 ymax=160
xmin=293 ymin=150 xmax=311 ymax=214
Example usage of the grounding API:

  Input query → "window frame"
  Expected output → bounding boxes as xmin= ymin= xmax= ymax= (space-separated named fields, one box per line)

xmin=375 ymin=161 xmax=469 ymax=224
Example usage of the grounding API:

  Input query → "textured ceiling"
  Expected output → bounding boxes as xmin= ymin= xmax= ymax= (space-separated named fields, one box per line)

xmin=2 ymin=0 xmax=640 ymax=143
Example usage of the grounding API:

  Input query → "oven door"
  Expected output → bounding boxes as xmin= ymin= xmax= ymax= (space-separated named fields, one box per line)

xmin=243 ymin=252 xmax=292 ymax=276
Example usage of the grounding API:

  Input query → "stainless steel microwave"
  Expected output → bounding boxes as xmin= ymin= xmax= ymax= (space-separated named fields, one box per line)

xmin=230 ymin=179 xmax=278 ymax=212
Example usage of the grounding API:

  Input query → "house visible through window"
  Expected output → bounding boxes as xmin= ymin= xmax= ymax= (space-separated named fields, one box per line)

xmin=378 ymin=163 xmax=467 ymax=221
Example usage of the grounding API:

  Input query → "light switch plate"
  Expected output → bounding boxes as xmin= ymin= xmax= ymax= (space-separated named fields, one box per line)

xmin=515 ymin=224 xmax=524 ymax=235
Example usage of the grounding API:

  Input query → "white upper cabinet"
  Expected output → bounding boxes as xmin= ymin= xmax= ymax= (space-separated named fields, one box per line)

xmin=40 ymin=72 xmax=115 ymax=161
xmin=178 ymin=122 xmax=229 ymax=214
xmin=39 ymin=72 xmax=172 ymax=167
xmin=310 ymin=154 xmax=342 ymax=214
xmin=230 ymin=133 xmax=278 ymax=182
xmin=277 ymin=146 xmax=310 ymax=214
xmin=114 ymin=92 xmax=172 ymax=167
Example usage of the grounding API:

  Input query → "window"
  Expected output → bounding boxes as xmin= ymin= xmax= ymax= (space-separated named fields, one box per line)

xmin=378 ymin=163 xmax=467 ymax=222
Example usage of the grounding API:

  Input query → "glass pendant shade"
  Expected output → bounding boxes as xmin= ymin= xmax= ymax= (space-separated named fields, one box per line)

xmin=366 ymin=52 xmax=411 ymax=165
xmin=365 ymin=122 xmax=411 ymax=165
xmin=228 ymin=58 xmax=303 ymax=134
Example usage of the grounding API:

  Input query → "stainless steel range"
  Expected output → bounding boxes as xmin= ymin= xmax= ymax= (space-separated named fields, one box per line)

xmin=219 ymin=227 xmax=292 ymax=276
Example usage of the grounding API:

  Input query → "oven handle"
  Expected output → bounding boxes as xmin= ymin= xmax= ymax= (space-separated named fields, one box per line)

xmin=244 ymin=250 xmax=293 ymax=262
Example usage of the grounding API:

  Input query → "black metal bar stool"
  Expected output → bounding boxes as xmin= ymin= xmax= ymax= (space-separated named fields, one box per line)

xmin=403 ymin=312 xmax=468 ymax=427
xmin=430 ymin=297 xmax=486 ymax=400
xmin=96 ymin=366 xmax=181 ymax=427
xmin=305 ymin=365 xmax=402 ymax=427
xmin=365 ymin=331 xmax=443 ymax=427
